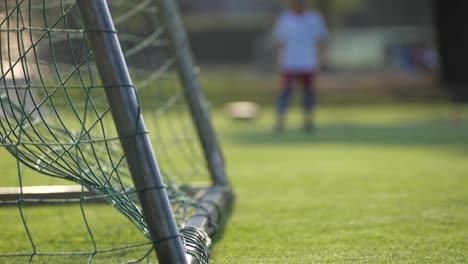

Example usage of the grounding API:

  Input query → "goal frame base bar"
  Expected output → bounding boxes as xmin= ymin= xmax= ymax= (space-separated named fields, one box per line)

xmin=185 ymin=187 xmax=234 ymax=264
xmin=0 ymin=184 xmax=234 ymax=263
xmin=0 ymin=185 xmax=101 ymax=204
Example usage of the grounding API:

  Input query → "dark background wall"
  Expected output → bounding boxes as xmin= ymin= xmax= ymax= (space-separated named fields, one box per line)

xmin=432 ymin=0 xmax=468 ymax=102
xmin=188 ymin=29 xmax=264 ymax=64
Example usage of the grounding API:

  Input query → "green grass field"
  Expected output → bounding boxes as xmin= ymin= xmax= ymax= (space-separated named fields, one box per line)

xmin=209 ymin=104 xmax=468 ymax=263
xmin=1 ymin=104 xmax=467 ymax=263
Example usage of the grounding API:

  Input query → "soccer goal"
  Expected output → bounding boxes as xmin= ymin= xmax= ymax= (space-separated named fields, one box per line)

xmin=0 ymin=0 xmax=232 ymax=263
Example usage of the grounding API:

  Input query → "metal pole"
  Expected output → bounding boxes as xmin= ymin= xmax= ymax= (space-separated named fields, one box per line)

xmin=75 ymin=1 xmax=187 ymax=263
xmin=155 ymin=0 xmax=230 ymax=187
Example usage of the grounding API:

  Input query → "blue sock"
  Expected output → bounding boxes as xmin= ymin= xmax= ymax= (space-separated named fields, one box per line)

xmin=277 ymin=87 xmax=292 ymax=114
xmin=303 ymin=86 xmax=315 ymax=112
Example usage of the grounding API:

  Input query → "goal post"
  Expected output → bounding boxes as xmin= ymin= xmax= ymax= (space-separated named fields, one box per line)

xmin=76 ymin=0 xmax=187 ymax=262
xmin=156 ymin=0 xmax=228 ymax=187
xmin=0 ymin=0 xmax=233 ymax=263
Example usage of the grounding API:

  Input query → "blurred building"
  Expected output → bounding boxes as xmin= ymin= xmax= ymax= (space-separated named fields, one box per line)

xmin=178 ymin=0 xmax=436 ymax=73
xmin=178 ymin=0 xmax=280 ymax=14
xmin=177 ymin=0 xmax=280 ymax=63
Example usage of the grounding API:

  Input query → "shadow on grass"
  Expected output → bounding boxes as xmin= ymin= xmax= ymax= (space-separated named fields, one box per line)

xmin=224 ymin=119 xmax=468 ymax=150
xmin=211 ymin=194 xmax=235 ymax=245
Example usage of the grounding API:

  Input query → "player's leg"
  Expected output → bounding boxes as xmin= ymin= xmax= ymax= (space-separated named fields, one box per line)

xmin=302 ymin=72 xmax=315 ymax=132
xmin=275 ymin=72 xmax=294 ymax=132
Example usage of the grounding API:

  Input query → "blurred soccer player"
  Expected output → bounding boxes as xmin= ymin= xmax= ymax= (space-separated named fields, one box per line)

xmin=273 ymin=0 xmax=328 ymax=132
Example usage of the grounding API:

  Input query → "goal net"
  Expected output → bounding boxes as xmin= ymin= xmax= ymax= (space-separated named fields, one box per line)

xmin=0 ymin=0 xmax=232 ymax=263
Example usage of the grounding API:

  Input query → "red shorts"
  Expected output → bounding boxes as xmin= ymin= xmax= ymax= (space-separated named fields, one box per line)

xmin=282 ymin=71 xmax=315 ymax=89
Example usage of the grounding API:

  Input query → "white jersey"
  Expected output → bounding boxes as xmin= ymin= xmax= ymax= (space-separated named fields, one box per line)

xmin=273 ymin=10 xmax=328 ymax=72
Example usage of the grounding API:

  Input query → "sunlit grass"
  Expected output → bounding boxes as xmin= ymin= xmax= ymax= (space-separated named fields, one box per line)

xmin=0 ymin=104 xmax=467 ymax=263
xmin=210 ymin=104 xmax=468 ymax=263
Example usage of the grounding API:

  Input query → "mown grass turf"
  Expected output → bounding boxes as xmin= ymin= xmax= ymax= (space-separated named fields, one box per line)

xmin=209 ymin=104 xmax=468 ymax=263
xmin=1 ymin=104 xmax=467 ymax=263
